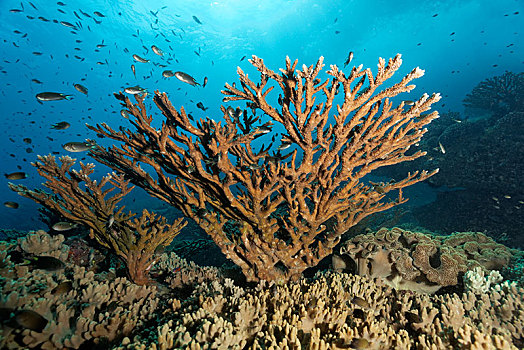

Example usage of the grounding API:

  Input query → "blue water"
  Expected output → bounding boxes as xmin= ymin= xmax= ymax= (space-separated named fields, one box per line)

xmin=0 ymin=0 xmax=522 ymax=233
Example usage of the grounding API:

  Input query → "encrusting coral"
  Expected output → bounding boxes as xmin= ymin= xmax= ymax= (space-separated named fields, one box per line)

xmin=87 ymin=54 xmax=441 ymax=283
xmin=333 ymin=227 xmax=514 ymax=293
xmin=8 ymin=155 xmax=186 ymax=285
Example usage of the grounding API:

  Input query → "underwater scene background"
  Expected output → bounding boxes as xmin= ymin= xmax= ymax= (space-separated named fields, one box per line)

xmin=1 ymin=0 xmax=523 ymax=349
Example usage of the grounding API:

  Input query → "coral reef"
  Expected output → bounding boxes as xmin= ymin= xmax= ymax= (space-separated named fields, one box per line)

xmin=373 ymin=108 xmax=524 ymax=247
xmin=0 ymin=232 xmax=159 ymax=349
xmin=1 ymin=230 xmax=523 ymax=349
xmin=463 ymin=71 xmax=524 ymax=116
xmin=87 ymin=54 xmax=441 ymax=283
xmin=333 ymin=227 xmax=514 ymax=293
xmin=414 ymin=111 xmax=524 ymax=247
xmin=117 ymin=271 xmax=524 ymax=349
xmin=464 ymin=266 xmax=503 ymax=294
xmin=9 ymin=155 xmax=186 ymax=285
xmin=153 ymin=252 xmax=222 ymax=289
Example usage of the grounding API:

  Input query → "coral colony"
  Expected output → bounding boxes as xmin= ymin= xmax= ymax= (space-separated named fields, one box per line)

xmin=2 ymin=56 xmax=523 ymax=348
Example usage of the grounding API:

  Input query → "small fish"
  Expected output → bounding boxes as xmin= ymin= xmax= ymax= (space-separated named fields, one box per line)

xmin=4 ymin=201 xmax=19 ymax=209
xmin=36 ymin=92 xmax=73 ymax=101
xmin=257 ymin=125 xmax=272 ymax=134
xmin=240 ymin=55 xmax=246 ymax=62
xmin=278 ymin=142 xmax=292 ymax=151
xmin=107 ymin=214 xmax=114 ymax=228
xmin=60 ymin=21 xmax=77 ymax=29
xmin=192 ymin=15 xmax=202 ymax=24
xmin=51 ymin=281 xmax=73 ymax=295
xmin=404 ymin=100 xmax=415 ymax=106
xmin=151 ymin=45 xmax=163 ymax=56
xmin=14 ymin=310 xmax=48 ymax=332
xmin=350 ymin=338 xmax=370 ymax=350
xmin=23 ymin=138 xmax=32 ymax=144
xmin=351 ymin=297 xmax=370 ymax=308
xmin=131 ymin=64 xmax=136 ymax=77
xmin=62 ymin=140 xmax=95 ymax=152
xmin=51 ymin=121 xmax=70 ymax=130
xmin=26 ymin=256 xmax=65 ymax=271
xmin=438 ymin=141 xmax=446 ymax=154
xmin=174 ymin=71 xmax=199 ymax=86
xmin=52 ymin=221 xmax=77 ymax=231
xmin=504 ymin=195 xmax=511 ymax=199
xmin=132 ymin=54 xmax=149 ymax=63
xmin=5 ymin=172 xmax=27 ymax=180
xmin=344 ymin=51 xmax=354 ymax=67
xmin=73 ymin=83 xmax=88 ymax=95
xmin=196 ymin=208 xmax=208 ymax=218
xmin=196 ymin=102 xmax=208 ymax=111
xmin=93 ymin=11 xmax=105 ymax=17
xmin=203 ymin=76 xmax=208 ymax=87
xmin=124 ymin=85 xmax=147 ymax=94
xmin=162 ymin=70 xmax=175 ymax=78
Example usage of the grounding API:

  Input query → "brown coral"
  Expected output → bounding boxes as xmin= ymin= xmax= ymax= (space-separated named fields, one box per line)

xmin=87 ymin=54 xmax=441 ymax=283
xmin=115 ymin=271 xmax=524 ymax=349
xmin=334 ymin=227 xmax=513 ymax=293
xmin=0 ymin=232 xmax=159 ymax=349
xmin=9 ymin=155 xmax=186 ymax=285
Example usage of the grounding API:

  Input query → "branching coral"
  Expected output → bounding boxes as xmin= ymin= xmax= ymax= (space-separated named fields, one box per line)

xmin=463 ymin=71 xmax=524 ymax=115
xmin=87 ymin=54 xmax=440 ymax=283
xmin=116 ymin=271 xmax=524 ymax=349
xmin=9 ymin=155 xmax=186 ymax=285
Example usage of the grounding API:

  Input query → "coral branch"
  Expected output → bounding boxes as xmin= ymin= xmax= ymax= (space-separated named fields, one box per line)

xmin=463 ymin=71 xmax=524 ymax=115
xmin=9 ymin=155 xmax=186 ymax=285
xmin=87 ymin=54 xmax=440 ymax=282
